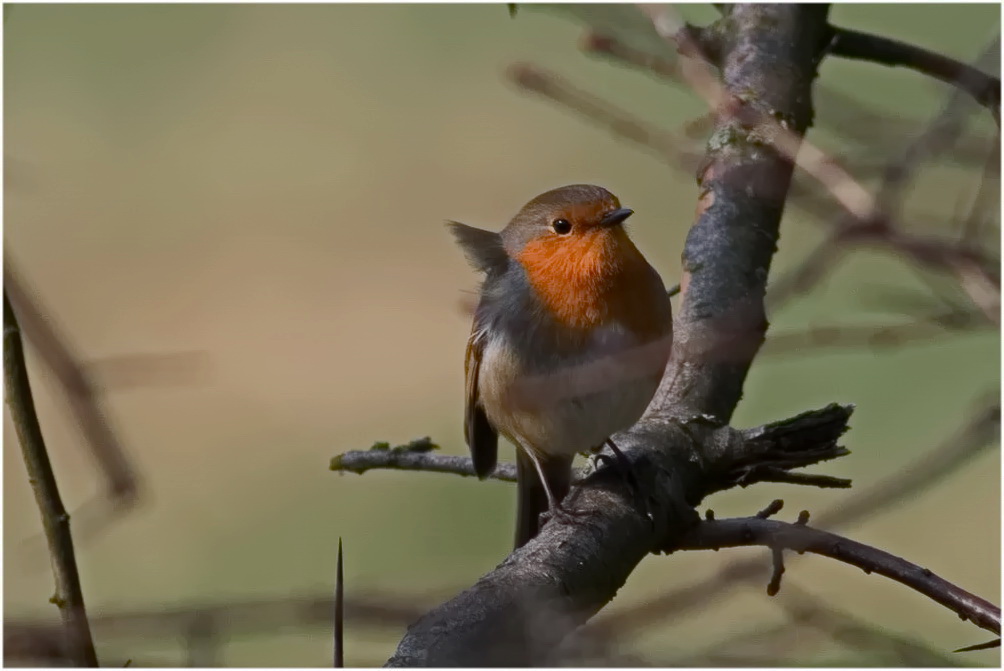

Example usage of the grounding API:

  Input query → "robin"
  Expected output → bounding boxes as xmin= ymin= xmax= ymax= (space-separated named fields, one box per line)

xmin=449 ymin=184 xmax=673 ymax=549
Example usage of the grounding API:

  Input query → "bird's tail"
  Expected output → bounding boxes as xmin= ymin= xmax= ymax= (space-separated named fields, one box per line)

xmin=514 ymin=450 xmax=573 ymax=549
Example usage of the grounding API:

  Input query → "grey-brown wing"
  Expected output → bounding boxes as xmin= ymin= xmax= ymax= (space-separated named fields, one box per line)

xmin=464 ymin=326 xmax=498 ymax=479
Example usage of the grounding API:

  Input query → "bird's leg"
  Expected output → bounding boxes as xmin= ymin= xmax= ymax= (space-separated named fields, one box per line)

xmin=600 ymin=438 xmax=654 ymax=527
xmin=527 ymin=452 xmax=589 ymax=528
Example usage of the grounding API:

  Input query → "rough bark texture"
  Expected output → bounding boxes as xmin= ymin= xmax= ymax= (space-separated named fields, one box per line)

xmin=386 ymin=6 xmax=835 ymax=666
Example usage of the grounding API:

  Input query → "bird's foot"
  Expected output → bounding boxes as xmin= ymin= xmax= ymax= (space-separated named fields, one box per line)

xmin=539 ymin=499 xmax=592 ymax=529
xmin=592 ymin=440 xmax=655 ymax=528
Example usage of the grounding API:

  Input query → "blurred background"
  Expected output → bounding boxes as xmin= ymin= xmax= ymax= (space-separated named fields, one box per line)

xmin=4 ymin=3 xmax=1000 ymax=666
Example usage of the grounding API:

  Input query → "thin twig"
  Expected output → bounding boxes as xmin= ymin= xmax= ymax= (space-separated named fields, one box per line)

xmin=677 ymin=515 xmax=1001 ymax=636
xmin=829 ymin=26 xmax=1001 ymax=122
xmin=331 ymin=438 xmax=519 ymax=482
xmin=4 ymin=292 xmax=99 ymax=667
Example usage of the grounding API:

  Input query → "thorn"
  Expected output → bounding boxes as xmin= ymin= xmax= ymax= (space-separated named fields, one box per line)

xmin=954 ymin=638 xmax=1001 ymax=652
xmin=704 ymin=509 xmax=715 ymax=521
xmin=795 ymin=510 xmax=810 ymax=525
xmin=335 ymin=538 xmax=344 ymax=668
xmin=507 ymin=3 xmax=517 ymax=18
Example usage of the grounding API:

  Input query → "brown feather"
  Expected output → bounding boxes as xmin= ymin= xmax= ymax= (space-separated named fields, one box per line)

xmin=464 ymin=327 xmax=498 ymax=478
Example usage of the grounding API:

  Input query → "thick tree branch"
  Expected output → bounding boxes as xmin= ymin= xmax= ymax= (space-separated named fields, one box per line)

xmin=677 ymin=515 xmax=1001 ymax=636
xmin=4 ymin=292 xmax=99 ymax=667
xmin=828 ymin=26 xmax=1001 ymax=123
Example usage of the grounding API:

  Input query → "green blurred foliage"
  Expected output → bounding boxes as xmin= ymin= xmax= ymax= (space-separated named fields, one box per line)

xmin=4 ymin=3 xmax=1000 ymax=667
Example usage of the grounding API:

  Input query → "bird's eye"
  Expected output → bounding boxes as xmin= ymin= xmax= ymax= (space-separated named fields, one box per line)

xmin=551 ymin=219 xmax=572 ymax=235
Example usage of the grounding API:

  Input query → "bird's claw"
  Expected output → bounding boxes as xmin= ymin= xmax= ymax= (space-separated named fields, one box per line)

xmin=593 ymin=442 xmax=656 ymax=529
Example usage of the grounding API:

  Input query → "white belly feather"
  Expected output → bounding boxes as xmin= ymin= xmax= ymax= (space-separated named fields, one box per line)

xmin=478 ymin=324 xmax=671 ymax=457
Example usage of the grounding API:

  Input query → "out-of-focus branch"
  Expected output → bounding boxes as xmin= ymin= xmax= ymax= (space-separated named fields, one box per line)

xmin=4 ymin=256 xmax=139 ymax=504
xmin=5 ymin=590 xmax=429 ymax=666
xmin=779 ymin=584 xmax=994 ymax=662
xmin=581 ymin=27 xmax=997 ymax=169
xmin=674 ymin=582 xmax=970 ymax=666
xmin=620 ymin=11 xmax=1001 ymax=323
xmin=676 ymin=512 xmax=1001 ymax=637
xmin=961 ymin=130 xmax=1001 ymax=245
xmin=760 ymin=308 xmax=993 ymax=356
xmin=766 ymin=37 xmax=1001 ymax=317
xmin=828 ymin=26 xmax=1001 ymax=123
xmin=3 ymin=292 xmax=99 ymax=667
xmin=6 ymin=592 xmax=431 ymax=667
xmin=506 ymin=62 xmax=700 ymax=170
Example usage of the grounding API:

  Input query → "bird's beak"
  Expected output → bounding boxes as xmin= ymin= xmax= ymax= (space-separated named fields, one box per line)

xmin=600 ymin=208 xmax=633 ymax=228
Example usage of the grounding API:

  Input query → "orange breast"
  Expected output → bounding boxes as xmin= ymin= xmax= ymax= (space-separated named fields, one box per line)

xmin=517 ymin=228 xmax=667 ymax=340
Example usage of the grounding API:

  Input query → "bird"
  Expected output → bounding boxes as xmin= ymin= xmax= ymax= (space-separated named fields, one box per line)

xmin=449 ymin=184 xmax=673 ymax=549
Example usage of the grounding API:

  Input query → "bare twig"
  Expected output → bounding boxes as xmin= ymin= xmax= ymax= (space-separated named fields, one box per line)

xmin=331 ymin=437 xmax=518 ymax=482
xmin=4 ymin=292 xmax=99 ymax=667
xmin=676 ymin=514 xmax=1001 ymax=636
xmin=829 ymin=26 xmax=1001 ymax=122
